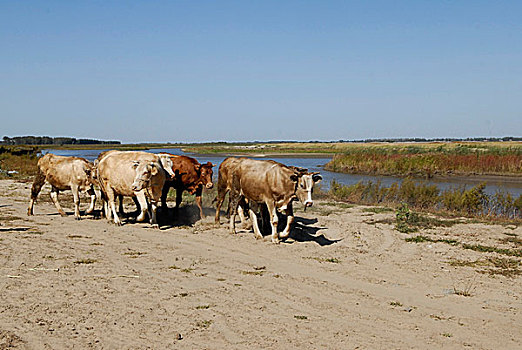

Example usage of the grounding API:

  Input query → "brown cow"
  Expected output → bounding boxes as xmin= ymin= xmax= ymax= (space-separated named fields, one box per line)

xmin=227 ymin=158 xmax=322 ymax=243
xmin=160 ymin=154 xmax=214 ymax=219
xmin=27 ymin=153 xmax=96 ymax=220
xmin=96 ymin=151 xmax=173 ymax=228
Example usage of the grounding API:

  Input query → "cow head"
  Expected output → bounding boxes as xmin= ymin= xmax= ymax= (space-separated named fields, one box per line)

xmin=78 ymin=163 xmax=95 ymax=192
xmin=292 ymin=172 xmax=322 ymax=208
xmin=199 ymin=162 xmax=215 ymax=189
xmin=131 ymin=161 xmax=158 ymax=191
xmin=157 ymin=154 xmax=176 ymax=179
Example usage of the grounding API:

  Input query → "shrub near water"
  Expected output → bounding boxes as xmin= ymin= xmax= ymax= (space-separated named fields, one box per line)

xmin=0 ymin=146 xmax=39 ymax=179
xmin=329 ymin=179 xmax=522 ymax=219
xmin=325 ymin=143 xmax=522 ymax=177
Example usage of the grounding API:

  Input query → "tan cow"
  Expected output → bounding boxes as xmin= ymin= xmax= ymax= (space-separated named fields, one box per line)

xmin=27 ymin=153 xmax=96 ymax=220
xmin=96 ymin=151 xmax=174 ymax=228
xmin=226 ymin=158 xmax=322 ymax=243
xmin=214 ymin=157 xmax=249 ymax=224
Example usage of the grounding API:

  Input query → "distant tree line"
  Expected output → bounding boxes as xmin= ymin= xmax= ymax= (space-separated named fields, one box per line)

xmin=1 ymin=136 xmax=121 ymax=146
xmin=339 ymin=137 xmax=522 ymax=143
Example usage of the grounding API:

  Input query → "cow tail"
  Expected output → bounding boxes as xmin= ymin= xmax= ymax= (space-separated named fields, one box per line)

xmin=30 ymin=166 xmax=46 ymax=200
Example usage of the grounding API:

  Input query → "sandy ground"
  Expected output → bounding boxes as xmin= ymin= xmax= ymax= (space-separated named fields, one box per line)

xmin=1 ymin=179 xmax=521 ymax=350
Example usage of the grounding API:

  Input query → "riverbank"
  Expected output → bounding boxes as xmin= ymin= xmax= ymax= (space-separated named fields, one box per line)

xmin=1 ymin=179 xmax=520 ymax=349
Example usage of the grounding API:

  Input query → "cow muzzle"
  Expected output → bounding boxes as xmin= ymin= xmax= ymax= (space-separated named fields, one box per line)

xmin=131 ymin=180 xmax=148 ymax=192
xmin=206 ymin=182 xmax=214 ymax=189
xmin=304 ymin=201 xmax=313 ymax=208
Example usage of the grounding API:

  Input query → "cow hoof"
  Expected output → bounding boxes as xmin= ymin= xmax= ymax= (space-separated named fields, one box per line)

xmin=114 ymin=220 xmax=122 ymax=226
xmin=27 ymin=210 xmax=33 ymax=216
xmin=254 ymin=234 xmax=263 ymax=240
xmin=271 ymin=238 xmax=280 ymax=244
xmin=75 ymin=216 xmax=81 ymax=221
xmin=85 ymin=209 xmax=94 ymax=215
xmin=152 ymin=224 xmax=160 ymax=229
xmin=59 ymin=212 xmax=67 ymax=217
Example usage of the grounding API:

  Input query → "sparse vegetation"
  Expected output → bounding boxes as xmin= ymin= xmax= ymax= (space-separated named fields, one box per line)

xmin=405 ymin=235 xmax=458 ymax=245
xmin=195 ymin=320 xmax=213 ymax=329
xmin=123 ymin=251 xmax=147 ymax=258
xmin=452 ymin=282 xmax=475 ymax=297
xmin=74 ymin=258 xmax=97 ymax=265
xmin=461 ymin=243 xmax=522 ymax=257
xmin=329 ymin=179 xmax=522 ymax=220
xmin=362 ymin=207 xmax=394 ymax=214
xmin=294 ymin=315 xmax=308 ymax=320
xmin=448 ymin=257 xmax=521 ymax=277
xmin=389 ymin=301 xmax=403 ymax=307
xmin=395 ymin=204 xmax=461 ymax=233
xmin=241 ymin=270 xmax=265 ymax=276
xmin=304 ymin=256 xmax=341 ymax=263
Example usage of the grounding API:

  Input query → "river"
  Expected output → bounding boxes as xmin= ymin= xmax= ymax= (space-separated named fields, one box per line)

xmin=42 ymin=148 xmax=522 ymax=197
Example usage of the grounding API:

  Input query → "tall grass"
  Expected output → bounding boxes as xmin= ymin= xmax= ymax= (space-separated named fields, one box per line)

xmin=325 ymin=143 xmax=522 ymax=177
xmin=0 ymin=146 xmax=39 ymax=179
xmin=329 ymin=179 xmax=522 ymax=220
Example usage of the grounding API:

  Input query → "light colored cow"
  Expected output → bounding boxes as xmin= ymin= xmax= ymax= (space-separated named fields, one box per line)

xmin=96 ymin=151 xmax=173 ymax=228
xmin=27 ymin=153 xmax=96 ymax=220
xmin=227 ymin=158 xmax=322 ymax=243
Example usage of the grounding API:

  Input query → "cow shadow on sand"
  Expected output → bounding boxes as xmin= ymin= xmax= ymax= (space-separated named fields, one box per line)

xmin=257 ymin=214 xmax=341 ymax=247
xmin=158 ymin=205 xmax=215 ymax=229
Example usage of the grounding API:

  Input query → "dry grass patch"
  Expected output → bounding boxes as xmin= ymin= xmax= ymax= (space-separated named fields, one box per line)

xmin=74 ymin=258 xmax=97 ymax=265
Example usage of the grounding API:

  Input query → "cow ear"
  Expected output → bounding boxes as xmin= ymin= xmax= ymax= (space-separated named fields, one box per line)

xmin=132 ymin=161 xmax=139 ymax=169
xmin=150 ymin=163 xmax=158 ymax=175
xmin=195 ymin=164 xmax=201 ymax=171
xmin=290 ymin=174 xmax=299 ymax=182
xmin=312 ymin=173 xmax=322 ymax=183
xmin=210 ymin=162 xmax=216 ymax=167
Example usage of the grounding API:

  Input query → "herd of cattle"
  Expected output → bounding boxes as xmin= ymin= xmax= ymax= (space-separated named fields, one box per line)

xmin=26 ymin=151 xmax=322 ymax=243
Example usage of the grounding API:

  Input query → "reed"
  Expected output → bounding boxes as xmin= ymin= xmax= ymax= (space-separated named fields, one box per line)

xmin=328 ymin=179 xmax=522 ymax=220
xmin=325 ymin=142 xmax=522 ymax=177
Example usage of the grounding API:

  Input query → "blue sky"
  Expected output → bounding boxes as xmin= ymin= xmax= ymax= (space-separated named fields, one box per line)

xmin=1 ymin=1 xmax=521 ymax=143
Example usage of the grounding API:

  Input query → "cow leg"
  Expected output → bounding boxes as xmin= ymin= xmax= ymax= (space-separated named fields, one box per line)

xmin=195 ymin=186 xmax=204 ymax=218
xmin=118 ymin=195 xmax=125 ymax=215
xmin=248 ymin=209 xmax=264 ymax=240
xmin=104 ymin=199 xmax=111 ymax=220
xmin=266 ymin=202 xmax=280 ymax=244
xmin=175 ymin=188 xmax=183 ymax=209
xmin=27 ymin=169 xmax=46 ymax=216
xmin=228 ymin=192 xmax=242 ymax=235
xmin=135 ymin=192 xmax=149 ymax=223
xmin=71 ymin=185 xmax=81 ymax=220
xmin=280 ymin=202 xmax=294 ymax=239
xmin=214 ymin=191 xmax=227 ymax=223
xmin=132 ymin=196 xmax=141 ymax=216
xmin=105 ymin=189 xmax=122 ymax=225
xmin=214 ymin=175 xmax=229 ymax=223
xmin=161 ymin=183 xmax=170 ymax=210
xmin=50 ymin=186 xmax=67 ymax=217
xmin=238 ymin=206 xmax=248 ymax=229
xmin=85 ymin=186 xmax=96 ymax=215
xmin=149 ymin=184 xmax=164 ymax=229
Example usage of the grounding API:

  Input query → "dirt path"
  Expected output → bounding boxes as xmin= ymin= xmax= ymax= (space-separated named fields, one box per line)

xmin=1 ymin=179 xmax=521 ymax=349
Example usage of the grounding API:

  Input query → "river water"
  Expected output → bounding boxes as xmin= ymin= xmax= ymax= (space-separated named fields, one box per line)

xmin=42 ymin=148 xmax=522 ymax=197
